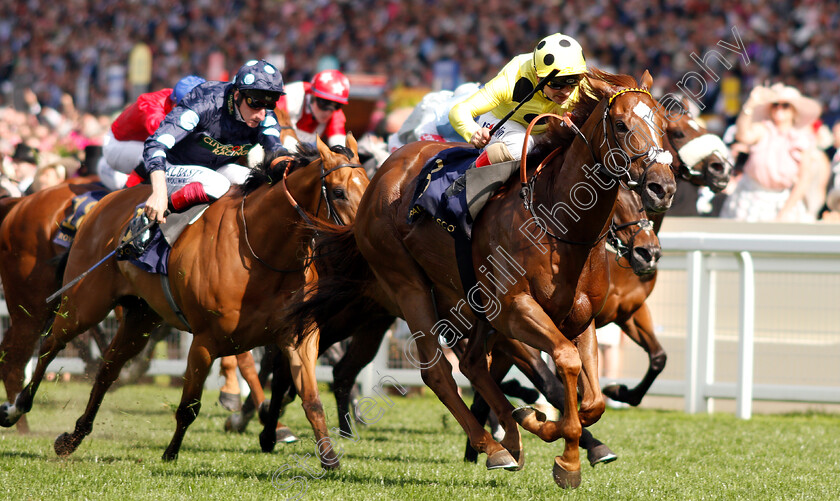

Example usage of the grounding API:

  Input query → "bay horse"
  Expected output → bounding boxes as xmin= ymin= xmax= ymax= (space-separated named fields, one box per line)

xmin=0 ymin=177 xmax=109 ymax=433
xmin=285 ymin=70 xmax=676 ymax=488
xmin=0 ymin=137 xmax=368 ymax=469
xmin=598 ymin=94 xmax=731 ymax=406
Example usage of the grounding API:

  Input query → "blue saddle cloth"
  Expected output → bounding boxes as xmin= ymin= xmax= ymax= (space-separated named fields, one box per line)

xmin=115 ymin=203 xmax=211 ymax=275
xmin=408 ymin=147 xmax=480 ymax=240
xmin=53 ymin=189 xmax=109 ymax=248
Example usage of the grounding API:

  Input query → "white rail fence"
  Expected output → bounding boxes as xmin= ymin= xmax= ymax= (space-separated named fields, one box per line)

xmin=3 ymin=219 xmax=840 ymax=419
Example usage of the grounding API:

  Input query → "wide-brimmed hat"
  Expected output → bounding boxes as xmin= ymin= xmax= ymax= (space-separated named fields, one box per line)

xmin=12 ymin=143 xmax=38 ymax=164
xmin=752 ymin=83 xmax=822 ymax=129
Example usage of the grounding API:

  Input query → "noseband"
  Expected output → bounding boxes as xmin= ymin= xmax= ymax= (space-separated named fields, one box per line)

xmin=606 ymin=217 xmax=654 ymax=268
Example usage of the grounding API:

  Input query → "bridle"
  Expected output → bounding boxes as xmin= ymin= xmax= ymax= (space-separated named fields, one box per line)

xmin=518 ymin=88 xmax=670 ymax=246
xmin=605 ymin=216 xmax=654 ymax=269
xmin=239 ymin=154 xmax=363 ymax=272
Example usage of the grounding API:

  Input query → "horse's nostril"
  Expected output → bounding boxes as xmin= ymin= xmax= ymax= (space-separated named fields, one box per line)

xmin=709 ymin=162 xmax=725 ymax=174
xmin=634 ymin=247 xmax=652 ymax=263
xmin=646 ymin=182 xmax=665 ymax=200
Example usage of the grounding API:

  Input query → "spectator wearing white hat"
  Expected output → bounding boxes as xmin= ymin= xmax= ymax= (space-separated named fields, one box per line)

xmin=721 ymin=83 xmax=823 ymax=222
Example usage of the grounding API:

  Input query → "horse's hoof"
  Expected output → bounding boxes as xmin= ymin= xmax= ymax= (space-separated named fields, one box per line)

xmin=259 ymin=429 xmax=277 ymax=453
xmin=485 ymin=449 xmax=518 ymax=470
xmin=320 ymin=460 xmax=340 ymax=471
xmin=54 ymin=433 xmax=79 ymax=457
xmin=225 ymin=412 xmax=248 ymax=433
xmin=218 ymin=391 xmax=241 ymax=412
xmin=0 ymin=403 xmax=20 ymax=427
xmin=504 ymin=449 xmax=525 ymax=471
xmin=161 ymin=450 xmax=178 ymax=462
xmin=512 ymin=406 xmax=547 ymax=425
xmin=276 ymin=426 xmax=299 ymax=443
xmin=601 ymin=384 xmax=640 ymax=406
xmin=552 ymin=458 xmax=582 ymax=489
xmin=587 ymin=443 xmax=618 ymax=467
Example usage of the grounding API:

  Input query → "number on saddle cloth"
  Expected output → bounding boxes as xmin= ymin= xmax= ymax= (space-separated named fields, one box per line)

xmin=53 ymin=190 xmax=109 ymax=248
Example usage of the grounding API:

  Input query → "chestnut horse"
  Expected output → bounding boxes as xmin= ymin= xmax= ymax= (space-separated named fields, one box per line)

xmin=286 ymin=70 xmax=676 ymax=488
xmin=0 ymin=177 xmax=109 ymax=433
xmin=0 ymin=137 xmax=368 ymax=468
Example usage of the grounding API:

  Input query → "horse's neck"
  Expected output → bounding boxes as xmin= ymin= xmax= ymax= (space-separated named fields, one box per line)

xmin=534 ymin=108 xmax=618 ymax=245
xmin=243 ymin=165 xmax=323 ymax=256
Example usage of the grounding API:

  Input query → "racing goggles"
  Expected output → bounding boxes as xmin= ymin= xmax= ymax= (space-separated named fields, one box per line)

xmin=241 ymin=90 xmax=280 ymax=110
xmin=314 ymin=97 xmax=343 ymax=111
xmin=545 ymin=76 xmax=582 ymax=90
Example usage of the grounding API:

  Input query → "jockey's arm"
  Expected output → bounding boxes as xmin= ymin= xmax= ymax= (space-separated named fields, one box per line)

xmin=449 ymin=69 xmax=512 ymax=146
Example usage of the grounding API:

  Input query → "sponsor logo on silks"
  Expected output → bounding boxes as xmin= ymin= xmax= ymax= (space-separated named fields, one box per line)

xmin=199 ymin=135 xmax=255 ymax=157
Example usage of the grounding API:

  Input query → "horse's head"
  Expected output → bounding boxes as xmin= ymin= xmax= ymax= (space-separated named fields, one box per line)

xmin=314 ymin=134 xmax=369 ymax=225
xmin=658 ymin=94 xmax=731 ymax=192
xmin=587 ymin=70 xmax=677 ymax=213
xmin=244 ymin=134 xmax=369 ymax=226
xmin=608 ymin=188 xmax=660 ymax=276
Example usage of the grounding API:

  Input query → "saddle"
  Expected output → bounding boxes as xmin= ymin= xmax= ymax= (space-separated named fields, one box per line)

xmin=408 ymin=146 xmax=519 ymax=241
xmin=53 ymin=189 xmax=109 ymax=248
xmin=116 ymin=203 xmax=210 ymax=274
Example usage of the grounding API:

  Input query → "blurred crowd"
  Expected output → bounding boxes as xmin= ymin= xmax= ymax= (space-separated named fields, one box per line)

xmin=1 ymin=0 xmax=840 ymax=218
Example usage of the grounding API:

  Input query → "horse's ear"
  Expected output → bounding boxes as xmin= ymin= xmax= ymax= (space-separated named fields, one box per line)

xmin=640 ymin=70 xmax=653 ymax=91
xmin=315 ymin=135 xmax=331 ymax=159
xmin=586 ymin=74 xmax=615 ymax=98
xmin=345 ymin=132 xmax=358 ymax=158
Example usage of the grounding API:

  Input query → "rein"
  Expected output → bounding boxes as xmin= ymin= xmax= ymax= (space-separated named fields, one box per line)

xmin=239 ymin=155 xmax=363 ymax=272
xmin=516 ymin=88 xmax=668 ymax=246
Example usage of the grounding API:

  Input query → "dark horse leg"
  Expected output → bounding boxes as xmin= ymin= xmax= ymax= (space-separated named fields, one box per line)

xmin=601 ymin=303 xmax=666 ymax=407
xmin=55 ymin=297 xmax=162 ymax=456
xmin=225 ymin=344 xmax=276 ymax=433
xmin=332 ymin=316 xmax=393 ymax=436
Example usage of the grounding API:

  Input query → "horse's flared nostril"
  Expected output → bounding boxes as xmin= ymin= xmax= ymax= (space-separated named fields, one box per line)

xmin=634 ymin=246 xmax=652 ymax=264
xmin=646 ymin=182 xmax=665 ymax=201
xmin=709 ymin=162 xmax=725 ymax=175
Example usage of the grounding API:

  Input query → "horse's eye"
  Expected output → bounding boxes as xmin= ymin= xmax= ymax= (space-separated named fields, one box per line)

xmin=671 ymin=130 xmax=685 ymax=139
xmin=615 ymin=121 xmax=629 ymax=133
xmin=332 ymin=187 xmax=346 ymax=200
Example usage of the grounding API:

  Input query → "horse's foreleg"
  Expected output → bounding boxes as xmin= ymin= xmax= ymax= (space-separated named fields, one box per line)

xmin=506 ymin=296 xmax=582 ymax=488
xmin=0 ymin=294 xmax=109 ymax=428
xmin=459 ymin=326 xmax=523 ymax=470
xmin=55 ymin=299 xmax=161 ymax=456
xmin=285 ymin=327 xmax=339 ymax=470
xmin=162 ymin=338 xmax=213 ymax=461
xmin=236 ymin=351 xmax=264 ymax=407
xmin=0 ymin=317 xmax=46 ymax=433
xmin=574 ymin=322 xmax=605 ymax=427
xmin=463 ymin=348 xmax=514 ymax=463
xmin=601 ymin=303 xmax=666 ymax=406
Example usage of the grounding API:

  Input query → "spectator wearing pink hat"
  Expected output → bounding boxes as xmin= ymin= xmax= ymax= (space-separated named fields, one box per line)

xmin=722 ymin=83 xmax=823 ymax=222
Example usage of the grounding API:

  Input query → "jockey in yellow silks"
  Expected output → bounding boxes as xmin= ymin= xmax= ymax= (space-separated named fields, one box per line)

xmin=449 ymin=33 xmax=597 ymax=168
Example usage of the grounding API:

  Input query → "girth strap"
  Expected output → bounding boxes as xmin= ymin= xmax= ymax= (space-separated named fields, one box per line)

xmin=160 ymin=274 xmax=192 ymax=331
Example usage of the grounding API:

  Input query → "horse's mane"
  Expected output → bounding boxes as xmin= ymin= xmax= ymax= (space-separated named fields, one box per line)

xmin=239 ymin=143 xmax=355 ymax=195
xmin=536 ymin=67 xmax=640 ymax=155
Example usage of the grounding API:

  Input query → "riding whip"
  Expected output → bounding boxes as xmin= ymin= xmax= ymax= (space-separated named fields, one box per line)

xmin=46 ymin=212 xmax=166 ymax=304
xmin=487 ymin=69 xmax=559 ymax=137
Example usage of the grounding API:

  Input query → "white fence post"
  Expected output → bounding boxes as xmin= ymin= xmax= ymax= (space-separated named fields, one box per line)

xmin=685 ymin=250 xmax=703 ymax=414
xmin=736 ymin=251 xmax=755 ymax=419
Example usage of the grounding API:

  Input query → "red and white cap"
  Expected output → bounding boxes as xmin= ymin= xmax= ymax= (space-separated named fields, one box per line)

xmin=311 ymin=70 xmax=350 ymax=105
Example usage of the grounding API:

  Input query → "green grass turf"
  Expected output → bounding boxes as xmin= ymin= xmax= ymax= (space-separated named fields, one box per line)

xmin=1 ymin=381 xmax=839 ymax=500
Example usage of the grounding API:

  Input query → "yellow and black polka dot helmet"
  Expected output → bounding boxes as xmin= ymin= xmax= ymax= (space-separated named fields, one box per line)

xmin=532 ymin=33 xmax=587 ymax=78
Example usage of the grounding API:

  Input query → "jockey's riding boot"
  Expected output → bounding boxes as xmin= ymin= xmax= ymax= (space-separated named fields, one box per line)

xmin=168 ymin=182 xmax=211 ymax=213
xmin=125 ymin=170 xmax=145 ymax=188
xmin=118 ymin=208 xmax=153 ymax=259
